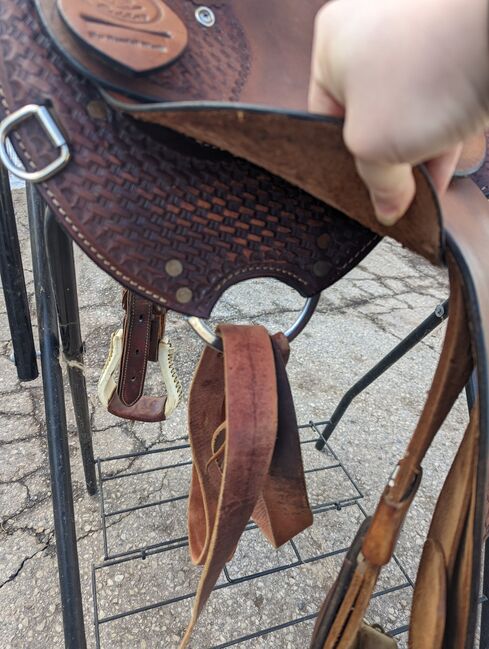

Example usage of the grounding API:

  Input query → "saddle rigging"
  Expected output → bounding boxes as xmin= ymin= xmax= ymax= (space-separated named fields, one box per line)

xmin=0 ymin=1 xmax=488 ymax=648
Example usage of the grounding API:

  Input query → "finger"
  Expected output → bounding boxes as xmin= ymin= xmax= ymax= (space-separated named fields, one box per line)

xmin=308 ymin=79 xmax=345 ymax=117
xmin=355 ymin=159 xmax=416 ymax=226
xmin=424 ymin=144 xmax=463 ymax=195
xmin=308 ymin=5 xmax=345 ymax=117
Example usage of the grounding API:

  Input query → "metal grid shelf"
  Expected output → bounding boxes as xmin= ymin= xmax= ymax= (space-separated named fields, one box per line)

xmin=91 ymin=421 xmax=414 ymax=648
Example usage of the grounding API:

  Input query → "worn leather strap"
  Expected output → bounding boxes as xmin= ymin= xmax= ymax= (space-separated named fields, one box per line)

xmin=253 ymin=334 xmax=313 ymax=547
xmin=184 ymin=325 xmax=312 ymax=647
xmin=108 ymin=289 xmax=168 ymax=422
xmin=409 ymin=403 xmax=479 ymax=649
xmin=310 ymin=253 xmax=475 ymax=648
xmin=310 ymin=178 xmax=489 ymax=649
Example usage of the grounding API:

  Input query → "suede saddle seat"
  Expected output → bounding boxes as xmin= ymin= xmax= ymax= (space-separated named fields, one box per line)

xmin=1 ymin=2 xmax=489 ymax=648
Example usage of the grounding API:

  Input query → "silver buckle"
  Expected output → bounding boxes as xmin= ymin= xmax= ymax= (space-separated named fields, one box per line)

xmin=0 ymin=104 xmax=70 ymax=182
xmin=187 ymin=295 xmax=320 ymax=352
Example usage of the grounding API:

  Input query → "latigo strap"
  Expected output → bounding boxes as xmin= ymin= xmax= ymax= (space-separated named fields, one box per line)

xmin=183 ymin=324 xmax=312 ymax=647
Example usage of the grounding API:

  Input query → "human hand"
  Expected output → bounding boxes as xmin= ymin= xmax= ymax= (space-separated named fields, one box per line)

xmin=309 ymin=0 xmax=489 ymax=225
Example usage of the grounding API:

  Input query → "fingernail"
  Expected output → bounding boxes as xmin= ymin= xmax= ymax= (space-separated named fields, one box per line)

xmin=371 ymin=196 xmax=402 ymax=226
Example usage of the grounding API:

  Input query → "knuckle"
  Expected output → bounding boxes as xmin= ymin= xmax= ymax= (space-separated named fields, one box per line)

xmin=343 ymin=123 xmax=377 ymax=161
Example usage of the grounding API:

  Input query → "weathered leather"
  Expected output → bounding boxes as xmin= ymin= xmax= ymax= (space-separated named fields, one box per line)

xmin=253 ymin=334 xmax=313 ymax=547
xmin=353 ymin=624 xmax=397 ymax=649
xmin=309 ymin=179 xmax=489 ymax=649
xmin=47 ymin=0 xmax=325 ymax=108
xmin=185 ymin=325 xmax=312 ymax=647
xmin=37 ymin=0 xmax=443 ymax=265
xmin=107 ymin=290 xmax=168 ymax=422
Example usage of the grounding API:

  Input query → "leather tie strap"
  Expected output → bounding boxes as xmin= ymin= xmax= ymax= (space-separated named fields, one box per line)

xmin=183 ymin=324 xmax=312 ymax=647
xmin=253 ymin=333 xmax=313 ymax=547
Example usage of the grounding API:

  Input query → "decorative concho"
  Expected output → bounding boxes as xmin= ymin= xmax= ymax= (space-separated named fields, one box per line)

xmin=57 ymin=0 xmax=188 ymax=74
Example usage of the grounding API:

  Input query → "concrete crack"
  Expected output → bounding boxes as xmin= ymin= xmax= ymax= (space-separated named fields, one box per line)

xmin=0 ymin=531 xmax=54 ymax=590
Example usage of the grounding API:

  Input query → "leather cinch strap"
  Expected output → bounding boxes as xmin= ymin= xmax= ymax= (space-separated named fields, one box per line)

xmin=183 ymin=324 xmax=312 ymax=647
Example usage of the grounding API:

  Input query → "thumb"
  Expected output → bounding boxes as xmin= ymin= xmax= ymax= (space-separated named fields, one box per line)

xmin=355 ymin=158 xmax=416 ymax=226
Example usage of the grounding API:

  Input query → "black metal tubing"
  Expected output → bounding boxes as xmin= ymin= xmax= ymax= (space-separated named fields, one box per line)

xmin=481 ymin=538 xmax=489 ymax=648
xmin=316 ymin=300 xmax=449 ymax=451
xmin=27 ymin=184 xmax=87 ymax=649
xmin=0 ymin=165 xmax=38 ymax=381
xmin=45 ymin=208 xmax=97 ymax=495
xmin=467 ymin=371 xmax=489 ymax=649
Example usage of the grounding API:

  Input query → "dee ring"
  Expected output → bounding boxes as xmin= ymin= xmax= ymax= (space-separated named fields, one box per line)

xmin=187 ymin=294 xmax=321 ymax=352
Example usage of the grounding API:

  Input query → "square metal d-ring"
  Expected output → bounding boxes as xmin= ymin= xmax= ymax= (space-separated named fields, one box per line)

xmin=0 ymin=104 xmax=70 ymax=182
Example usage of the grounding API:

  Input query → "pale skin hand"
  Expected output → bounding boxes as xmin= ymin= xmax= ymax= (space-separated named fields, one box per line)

xmin=309 ymin=0 xmax=489 ymax=225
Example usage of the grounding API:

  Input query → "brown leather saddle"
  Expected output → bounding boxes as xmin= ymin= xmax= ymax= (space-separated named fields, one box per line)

xmin=1 ymin=2 xmax=489 ymax=648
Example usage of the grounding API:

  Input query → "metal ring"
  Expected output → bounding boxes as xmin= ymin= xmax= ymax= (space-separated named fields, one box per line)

xmin=0 ymin=104 xmax=70 ymax=182
xmin=187 ymin=294 xmax=320 ymax=352
xmin=195 ymin=6 xmax=215 ymax=27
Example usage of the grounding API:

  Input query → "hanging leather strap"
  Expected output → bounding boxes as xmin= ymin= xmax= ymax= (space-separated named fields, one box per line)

xmin=409 ymin=402 xmax=479 ymax=649
xmin=253 ymin=333 xmax=313 ymax=547
xmin=183 ymin=324 xmax=312 ymax=648
xmin=310 ymin=252 xmax=476 ymax=649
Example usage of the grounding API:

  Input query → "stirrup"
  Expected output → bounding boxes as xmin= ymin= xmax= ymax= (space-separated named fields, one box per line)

xmin=98 ymin=329 xmax=182 ymax=421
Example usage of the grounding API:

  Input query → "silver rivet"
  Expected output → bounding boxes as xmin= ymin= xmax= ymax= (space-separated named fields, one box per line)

xmin=195 ymin=6 xmax=215 ymax=27
xmin=176 ymin=287 xmax=193 ymax=304
xmin=165 ymin=259 xmax=183 ymax=277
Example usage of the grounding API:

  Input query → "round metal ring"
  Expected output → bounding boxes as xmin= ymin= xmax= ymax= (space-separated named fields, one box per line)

xmin=187 ymin=294 xmax=320 ymax=352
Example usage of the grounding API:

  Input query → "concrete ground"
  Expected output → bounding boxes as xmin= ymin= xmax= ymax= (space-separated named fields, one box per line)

xmin=0 ymin=188 xmax=469 ymax=648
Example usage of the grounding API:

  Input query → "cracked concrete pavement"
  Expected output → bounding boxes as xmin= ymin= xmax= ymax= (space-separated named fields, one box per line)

xmin=0 ymin=188 xmax=469 ymax=648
